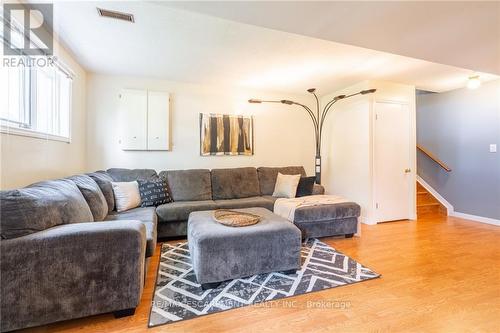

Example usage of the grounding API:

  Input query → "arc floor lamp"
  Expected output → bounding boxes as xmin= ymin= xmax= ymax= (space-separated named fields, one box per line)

xmin=249 ymin=87 xmax=376 ymax=184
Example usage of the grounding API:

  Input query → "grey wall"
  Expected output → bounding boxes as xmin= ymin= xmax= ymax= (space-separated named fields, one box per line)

xmin=416 ymin=80 xmax=500 ymax=220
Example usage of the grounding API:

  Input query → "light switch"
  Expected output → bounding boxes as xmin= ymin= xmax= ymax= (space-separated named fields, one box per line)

xmin=490 ymin=144 xmax=497 ymax=153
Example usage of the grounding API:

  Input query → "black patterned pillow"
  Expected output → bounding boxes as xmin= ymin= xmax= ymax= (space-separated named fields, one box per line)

xmin=295 ymin=176 xmax=316 ymax=197
xmin=137 ymin=179 xmax=173 ymax=207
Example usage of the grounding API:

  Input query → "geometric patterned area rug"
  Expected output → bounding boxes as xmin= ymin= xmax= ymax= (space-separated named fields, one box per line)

xmin=148 ymin=239 xmax=380 ymax=328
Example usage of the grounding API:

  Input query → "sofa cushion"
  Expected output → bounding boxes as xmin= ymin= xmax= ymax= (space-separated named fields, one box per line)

xmin=111 ymin=181 xmax=141 ymax=213
xmin=262 ymin=195 xmax=278 ymax=205
xmin=159 ymin=169 xmax=212 ymax=201
xmin=87 ymin=172 xmax=115 ymax=213
xmin=214 ymin=196 xmax=275 ymax=211
xmin=68 ymin=174 xmax=108 ymax=221
xmin=107 ymin=168 xmax=158 ymax=182
xmin=296 ymin=176 xmax=316 ymax=197
xmin=257 ymin=166 xmax=306 ymax=195
xmin=156 ymin=200 xmax=217 ymax=222
xmin=137 ymin=178 xmax=173 ymax=207
xmin=0 ymin=179 xmax=94 ymax=240
xmin=105 ymin=207 xmax=157 ymax=257
xmin=211 ymin=167 xmax=261 ymax=200
xmin=272 ymin=173 xmax=301 ymax=198
xmin=294 ymin=202 xmax=361 ymax=223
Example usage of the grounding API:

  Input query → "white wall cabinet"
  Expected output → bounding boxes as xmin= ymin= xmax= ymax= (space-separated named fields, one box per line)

xmin=119 ymin=89 xmax=170 ymax=151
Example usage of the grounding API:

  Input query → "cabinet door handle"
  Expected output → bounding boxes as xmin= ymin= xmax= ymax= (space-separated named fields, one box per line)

xmin=155 ymin=136 xmax=159 ymax=139
xmin=133 ymin=136 xmax=137 ymax=139
xmin=404 ymin=168 xmax=411 ymax=173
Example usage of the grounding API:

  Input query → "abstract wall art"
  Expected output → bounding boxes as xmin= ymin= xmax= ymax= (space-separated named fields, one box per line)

xmin=199 ymin=113 xmax=253 ymax=156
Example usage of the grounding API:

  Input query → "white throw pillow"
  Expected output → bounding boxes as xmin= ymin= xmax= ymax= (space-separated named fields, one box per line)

xmin=272 ymin=173 xmax=301 ymax=198
xmin=111 ymin=181 xmax=141 ymax=212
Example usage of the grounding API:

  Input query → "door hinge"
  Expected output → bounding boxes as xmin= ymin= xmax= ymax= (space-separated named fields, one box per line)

xmin=375 ymin=114 xmax=378 ymax=120
xmin=376 ymin=203 xmax=379 ymax=209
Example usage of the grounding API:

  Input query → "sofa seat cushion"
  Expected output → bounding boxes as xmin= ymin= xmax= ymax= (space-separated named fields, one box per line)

xmin=68 ymin=175 xmax=108 ymax=221
xmin=294 ymin=202 xmax=361 ymax=223
xmin=105 ymin=207 xmax=157 ymax=257
xmin=214 ymin=196 xmax=275 ymax=211
xmin=211 ymin=167 xmax=261 ymax=199
xmin=262 ymin=195 xmax=278 ymax=205
xmin=0 ymin=179 xmax=94 ymax=240
xmin=87 ymin=172 xmax=115 ymax=213
xmin=257 ymin=166 xmax=306 ymax=195
xmin=159 ymin=169 xmax=212 ymax=201
xmin=156 ymin=200 xmax=217 ymax=222
xmin=107 ymin=168 xmax=158 ymax=182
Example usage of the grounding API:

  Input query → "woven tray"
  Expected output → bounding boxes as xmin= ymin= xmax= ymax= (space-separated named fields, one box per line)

xmin=213 ymin=209 xmax=261 ymax=227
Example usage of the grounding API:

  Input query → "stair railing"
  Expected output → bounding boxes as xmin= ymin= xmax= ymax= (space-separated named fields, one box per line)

xmin=417 ymin=145 xmax=452 ymax=172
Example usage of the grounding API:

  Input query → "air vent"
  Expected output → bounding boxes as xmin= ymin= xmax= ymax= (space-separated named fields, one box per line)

xmin=97 ymin=8 xmax=134 ymax=23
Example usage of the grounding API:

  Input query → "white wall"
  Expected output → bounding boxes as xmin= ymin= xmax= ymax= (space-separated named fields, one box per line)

xmin=86 ymin=74 xmax=316 ymax=174
xmin=0 ymin=42 xmax=87 ymax=189
xmin=321 ymin=80 xmax=416 ymax=224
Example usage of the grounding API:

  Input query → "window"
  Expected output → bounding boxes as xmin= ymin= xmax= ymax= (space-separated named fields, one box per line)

xmin=0 ymin=60 xmax=73 ymax=141
xmin=0 ymin=11 xmax=73 ymax=142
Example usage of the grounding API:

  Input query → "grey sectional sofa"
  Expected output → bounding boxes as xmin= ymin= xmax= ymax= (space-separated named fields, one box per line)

xmin=106 ymin=166 xmax=359 ymax=239
xmin=0 ymin=165 xmax=359 ymax=331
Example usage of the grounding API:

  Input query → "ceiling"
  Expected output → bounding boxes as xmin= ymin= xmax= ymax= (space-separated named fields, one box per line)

xmin=161 ymin=1 xmax=500 ymax=75
xmin=52 ymin=1 xmax=499 ymax=94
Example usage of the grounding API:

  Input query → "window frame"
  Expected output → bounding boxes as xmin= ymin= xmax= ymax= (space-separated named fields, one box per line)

xmin=0 ymin=63 xmax=74 ymax=144
xmin=0 ymin=12 xmax=74 ymax=143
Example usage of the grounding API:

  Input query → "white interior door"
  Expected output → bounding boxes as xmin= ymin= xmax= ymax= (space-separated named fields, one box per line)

xmin=120 ymin=89 xmax=147 ymax=150
xmin=374 ymin=102 xmax=411 ymax=222
xmin=147 ymin=91 xmax=170 ymax=150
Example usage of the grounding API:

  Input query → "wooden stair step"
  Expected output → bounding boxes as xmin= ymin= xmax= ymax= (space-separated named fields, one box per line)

xmin=417 ymin=195 xmax=439 ymax=205
xmin=416 ymin=181 xmax=447 ymax=217
xmin=417 ymin=202 xmax=440 ymax=207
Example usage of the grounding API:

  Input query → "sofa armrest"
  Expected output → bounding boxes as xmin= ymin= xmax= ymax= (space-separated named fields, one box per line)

xmin=312 ymin=183 xmax=325 ymax=195
xmin=0 ymin=221 xmax=146 ymax=332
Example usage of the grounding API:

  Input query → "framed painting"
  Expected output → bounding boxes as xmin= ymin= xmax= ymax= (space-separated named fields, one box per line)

xmin=200 ymin=113 xmax=253 ymax=156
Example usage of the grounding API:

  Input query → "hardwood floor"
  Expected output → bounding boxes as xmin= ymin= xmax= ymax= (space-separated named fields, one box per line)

xmin=25 ymin=213 xmax=500 ymax=332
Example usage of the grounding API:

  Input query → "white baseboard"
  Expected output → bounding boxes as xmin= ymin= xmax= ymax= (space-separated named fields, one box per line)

xmin=359 ymin=216 xmax=376 ymax=225
xmin=449 ymin=211 xmax=500 ymax=226
xmin=417 ymin=175 xmax=499 ymax=227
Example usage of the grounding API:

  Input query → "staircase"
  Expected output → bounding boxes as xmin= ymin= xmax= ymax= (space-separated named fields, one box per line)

xmin=417 ymin=182 xmax=447 ymax=216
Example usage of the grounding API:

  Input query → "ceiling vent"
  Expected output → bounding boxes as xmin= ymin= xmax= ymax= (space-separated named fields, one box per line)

xmin=97 ymin=8 xmax=134 ymax=23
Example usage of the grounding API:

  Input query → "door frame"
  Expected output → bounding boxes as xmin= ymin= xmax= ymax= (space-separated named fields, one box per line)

xmin=371 ymin=99 xmax=417 ymax=224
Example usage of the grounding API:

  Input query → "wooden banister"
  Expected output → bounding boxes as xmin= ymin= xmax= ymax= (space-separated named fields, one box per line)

xmin=417 ymin=145 xmax=452 ymax=172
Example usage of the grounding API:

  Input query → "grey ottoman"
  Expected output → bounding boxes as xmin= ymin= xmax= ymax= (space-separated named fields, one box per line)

xmin=188 ymin=207 xmax=301 ymax=289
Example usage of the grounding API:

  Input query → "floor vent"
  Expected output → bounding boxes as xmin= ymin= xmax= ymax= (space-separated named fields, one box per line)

xmin=97 ymin=8 xmax=134 ymax=23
